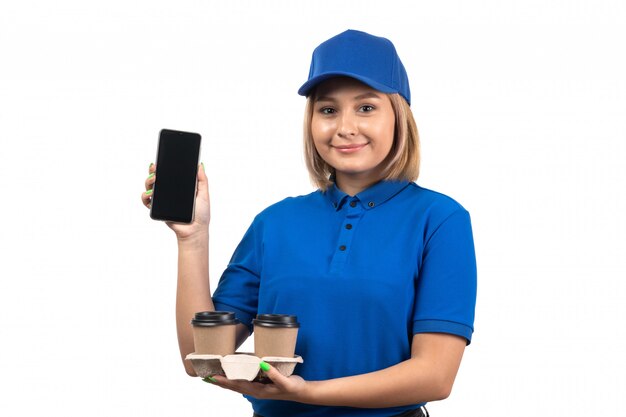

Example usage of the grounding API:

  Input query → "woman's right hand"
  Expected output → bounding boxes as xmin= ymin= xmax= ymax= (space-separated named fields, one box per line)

xmin=141 ymin=162 xmax=211 ymax=240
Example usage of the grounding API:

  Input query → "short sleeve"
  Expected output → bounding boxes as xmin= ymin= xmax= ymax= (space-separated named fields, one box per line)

xmin=412 ymin=209 xmax=477 ymax=344
xmin=212 ymin=218 xmax=262 ymax=333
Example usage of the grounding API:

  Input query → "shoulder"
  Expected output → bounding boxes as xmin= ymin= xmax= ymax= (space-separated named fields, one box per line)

xmin=406 ymin=182 xmax=467 ymax=213
xmin=399 ymin=184 xmax=475 ymax=249
xmin=251 ymin=189 xmax=324 ymax=224
xmin=399 ymin=183 xmax=472 ymax=234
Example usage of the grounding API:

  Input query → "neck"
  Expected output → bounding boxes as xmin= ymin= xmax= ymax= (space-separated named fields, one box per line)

xmin=334 ymin=172 xmax=382 ymax=196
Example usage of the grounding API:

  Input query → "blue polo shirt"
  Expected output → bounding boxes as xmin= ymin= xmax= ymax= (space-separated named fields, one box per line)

xmin=212 ymin=180 xmax=477 ymax=417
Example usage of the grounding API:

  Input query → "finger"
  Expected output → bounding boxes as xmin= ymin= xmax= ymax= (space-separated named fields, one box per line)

xmin=203 ymin=376 xmax=238 ymax=392
xmin=142 ymin=163 xmax=156 ymax=209
xmin=209 ymin=375 xmax=227 ymax=385
xmin=141 ymin=189 xmax=153 ymax=208
xmin=197 ymin=162 xmax=209 ymax=199
xmin=198 ymin=162 xmax=206 ymax=179
xmin=202 ymin=376 xmax=218 ymax=384
xmin=197 ymin=162 xmax=208 ymax=187
xmin=144 ymin=172 xmax=156 ymax=191
xmin=259 ymin=362 xmax=290 ymax=391
xmin=208 ymin=375 xmax=285 ymax=400
xmin=209 ymin=376 xmax=250 ymax=394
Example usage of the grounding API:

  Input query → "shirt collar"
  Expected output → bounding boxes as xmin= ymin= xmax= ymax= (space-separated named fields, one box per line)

xmin=324 ymin=179 xmax=411 ymax=211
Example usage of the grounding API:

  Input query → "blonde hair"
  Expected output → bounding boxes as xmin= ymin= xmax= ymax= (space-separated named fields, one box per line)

xmin=303 ymin=92 xmax=420 ymax=191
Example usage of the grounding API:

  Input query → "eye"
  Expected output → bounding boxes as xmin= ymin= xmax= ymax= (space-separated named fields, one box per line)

xmin=320 ymin=107 xmax=336 ymax=115
xmin=359 ymin=105 xmax=375 ymax=112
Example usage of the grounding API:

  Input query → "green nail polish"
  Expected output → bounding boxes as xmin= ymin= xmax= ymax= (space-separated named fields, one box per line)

xmin=260 ymin=361 xmax=270 ymax=372
xmin=201 ymin=162 xmax=205 ymax=170
xmin=146 ymin=189 xmax=153 ymax=196
xmin=149 ymin=162 xmax=154 ymax=168
xmin=203 ymin=376 xmax=217 ymax=383
xmin=148 ymin=173 xmax=155 ymax=179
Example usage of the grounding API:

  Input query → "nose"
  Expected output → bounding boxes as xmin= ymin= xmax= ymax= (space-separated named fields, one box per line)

xmin=337 ymin=112 xmax=357 ymax=138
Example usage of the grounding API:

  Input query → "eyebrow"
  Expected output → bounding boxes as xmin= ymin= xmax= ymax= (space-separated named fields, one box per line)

xmin=315 ymin=92 xmax=382 ymax=102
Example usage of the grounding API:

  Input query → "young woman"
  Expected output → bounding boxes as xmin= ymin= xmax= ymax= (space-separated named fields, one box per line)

xmin=142 ymin=30 xmax=477 ymax=417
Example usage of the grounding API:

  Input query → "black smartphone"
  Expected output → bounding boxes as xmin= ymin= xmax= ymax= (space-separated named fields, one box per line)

xmin=150 ymin=129 xmax=202 ymax=223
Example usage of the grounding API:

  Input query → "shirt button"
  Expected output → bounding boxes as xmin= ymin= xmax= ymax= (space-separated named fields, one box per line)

xmin=345 ymin=224 xmax=352 ymax=230
xmin=339 ymin=245 xmax=347 ymax=251
xmin=333 ymin=202 xmax=338 ymax=208
xmin=368 ymin=201 xmax=375 ymax=207
xmin=350 ymin=201 xmax=357 ymax=207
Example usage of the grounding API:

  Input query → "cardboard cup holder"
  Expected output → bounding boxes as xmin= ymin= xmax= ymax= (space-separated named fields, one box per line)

xmin=185 ymin=352 xmax=303 ymax=381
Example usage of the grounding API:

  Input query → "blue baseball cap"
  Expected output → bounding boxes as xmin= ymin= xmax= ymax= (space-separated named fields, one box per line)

xmin=298 ymin=29 xmax=411 ymax=105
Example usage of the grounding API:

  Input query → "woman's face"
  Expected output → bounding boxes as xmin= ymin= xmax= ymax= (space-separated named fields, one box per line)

xmin=311 ymin=77 xmax=395 ymax=188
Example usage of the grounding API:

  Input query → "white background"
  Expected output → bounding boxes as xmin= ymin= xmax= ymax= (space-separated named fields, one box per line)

xmin=1 ymin=1 xmax=625 ymax=415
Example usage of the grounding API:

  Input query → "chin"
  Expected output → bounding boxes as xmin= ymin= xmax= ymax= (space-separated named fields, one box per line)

xmin=333 ymin=166 xmax=364 ymax=175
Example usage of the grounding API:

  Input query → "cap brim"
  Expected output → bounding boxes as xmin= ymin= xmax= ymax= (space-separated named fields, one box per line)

xmin=297 ymin=72 xmax=397 ymax=97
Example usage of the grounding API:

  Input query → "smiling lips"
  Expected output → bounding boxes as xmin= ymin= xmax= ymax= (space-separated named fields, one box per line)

xmin=333 ymin=143 xmax=368 ymax=154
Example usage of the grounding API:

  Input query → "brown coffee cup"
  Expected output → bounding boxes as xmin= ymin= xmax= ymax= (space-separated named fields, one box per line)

xmin=191 ymin=311 xmax=239 ymax=355
xmin=252 ymin=314 xmax=300 ymax=358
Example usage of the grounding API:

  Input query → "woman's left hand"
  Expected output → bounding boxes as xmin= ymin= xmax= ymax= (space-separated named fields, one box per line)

xmin=204 ymin=362 xmax=309 ymax=402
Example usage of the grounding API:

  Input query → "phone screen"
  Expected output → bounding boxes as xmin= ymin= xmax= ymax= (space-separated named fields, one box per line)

xmin=150 ymin=129 xmax=202 ymax=223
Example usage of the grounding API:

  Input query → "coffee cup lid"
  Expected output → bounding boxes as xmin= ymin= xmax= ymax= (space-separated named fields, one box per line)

xmin=191 ymin=311 xmax=239 ymax=327
xmin=252 ymin=314 xmax=300 ymax=328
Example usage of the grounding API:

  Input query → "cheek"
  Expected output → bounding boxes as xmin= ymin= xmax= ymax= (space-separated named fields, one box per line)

xmin=311 ymin=118 xmax=335 ymax=144
xmin=368 ymin=119 xmax=395 ymax=150
xmin=310 ymin=125 xmax=325 ymax=155
xmin=382 ymin=113 xmax=396 ymax=150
